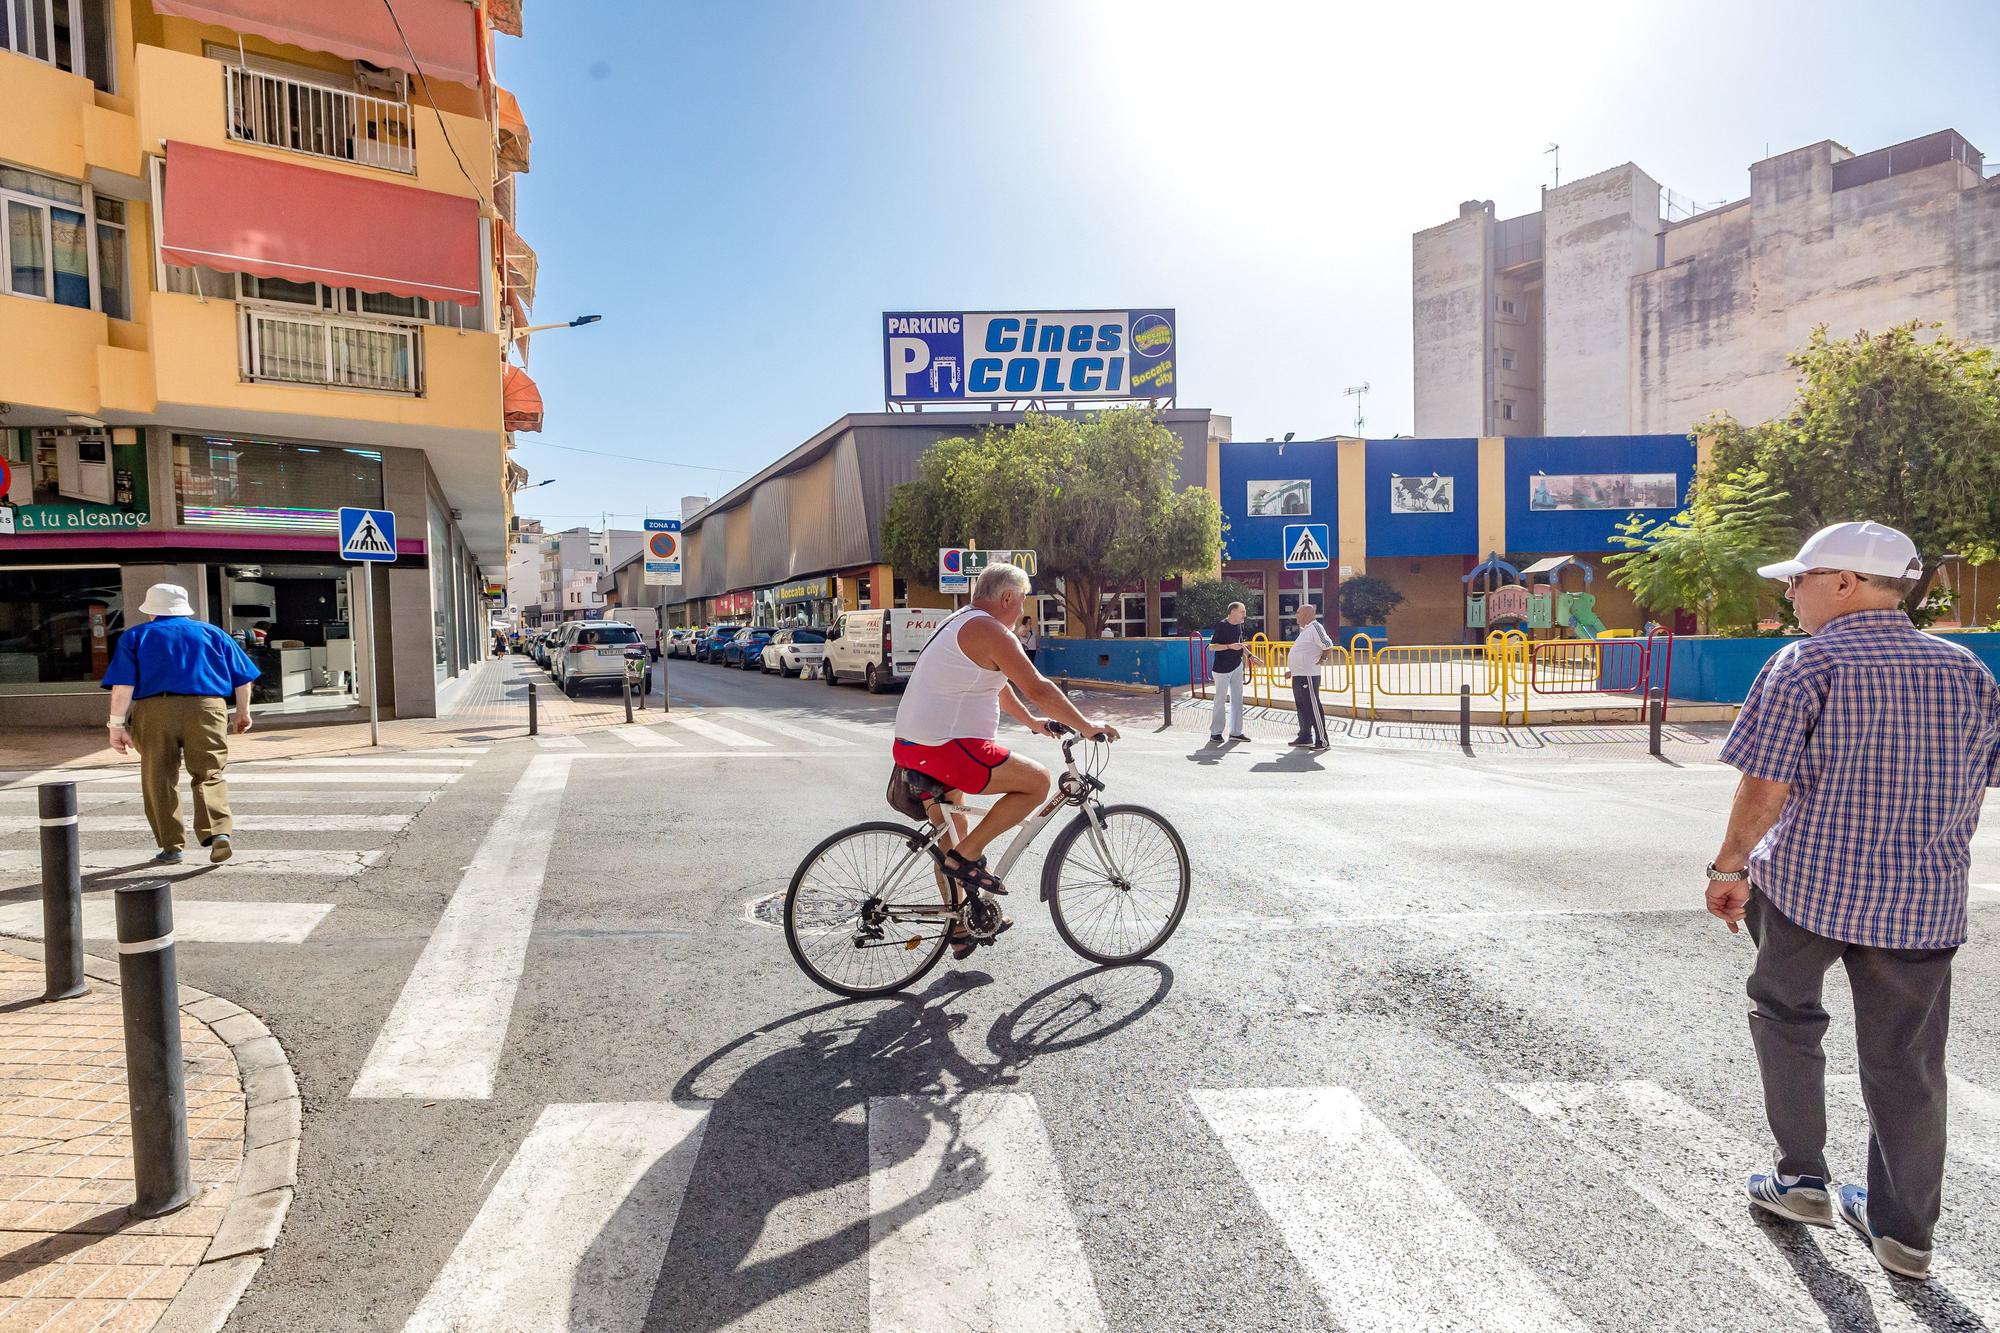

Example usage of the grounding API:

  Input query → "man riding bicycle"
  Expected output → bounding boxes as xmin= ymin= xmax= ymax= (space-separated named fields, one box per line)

xmin=892 ymin=562 xmax=1120 ymax=956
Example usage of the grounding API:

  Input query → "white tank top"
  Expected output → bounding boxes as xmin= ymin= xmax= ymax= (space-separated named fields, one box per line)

xmin=894 ymin=609 xmax=1007 ymax=745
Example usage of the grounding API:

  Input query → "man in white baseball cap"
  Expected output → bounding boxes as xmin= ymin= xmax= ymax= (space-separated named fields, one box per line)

xmin=100 ymin=583 xmax=262 ymax=865
xmin=1706 ymin=520 xmax=2000 ymax=1280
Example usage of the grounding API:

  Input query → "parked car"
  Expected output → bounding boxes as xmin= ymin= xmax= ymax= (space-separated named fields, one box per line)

xmin=823 ymin=608 xmax=952 ymax=693
xmin=556 ymin=622 xmax=646 ymax=696
xmin=761 ymin=627 xmax=827 ymax=677
xmin=698 ymin=625 xmax=744 ymax=663
xmin=666 ymin=628 xmax=697 ymax=659
xmin=723 ymin=627 xmax=774 ymax=668
xmin=547 ymin=623 xmax=586 ymax=684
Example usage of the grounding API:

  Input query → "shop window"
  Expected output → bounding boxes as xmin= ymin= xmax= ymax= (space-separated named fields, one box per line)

xmin=0 ymin=566 xmax=123 ymax=693
xmin=1098 ymin=590 xmax=1147 ymax=638
xmin=172 ymin=433 xmax=384 ymax=534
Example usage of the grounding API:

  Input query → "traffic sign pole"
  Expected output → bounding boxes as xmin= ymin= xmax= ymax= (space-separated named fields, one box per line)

xmin=361 ymin=564 xmax=378 ymax=747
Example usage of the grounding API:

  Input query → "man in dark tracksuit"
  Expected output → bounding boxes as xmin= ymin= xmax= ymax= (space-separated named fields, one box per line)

xmin=1289 ymin=602 xmax=1334 ymax=750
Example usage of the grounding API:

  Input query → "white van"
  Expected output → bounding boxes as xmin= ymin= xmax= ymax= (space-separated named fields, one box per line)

xmin=822 ymin=607 xmax=953 ymax=693
xmin=614 ymin=606 xmax=662 ymax=656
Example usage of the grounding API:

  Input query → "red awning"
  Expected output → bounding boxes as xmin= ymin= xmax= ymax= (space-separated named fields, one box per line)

xmin=503 ymin=363 xmax=543 ymax=432
xmin=161 ymin=142 xmax=482 ymax=306
xmin=496 ymin=86 xmax=530 ymax=174
xmin=149 ymin=0 xmax=478 ymax=85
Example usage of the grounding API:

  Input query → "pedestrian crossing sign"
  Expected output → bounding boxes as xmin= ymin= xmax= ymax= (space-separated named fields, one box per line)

xmin=1283 ymin=523 xmax=1330 ymax=570
xmin=339 ymin=507 xmax=398 ymax=562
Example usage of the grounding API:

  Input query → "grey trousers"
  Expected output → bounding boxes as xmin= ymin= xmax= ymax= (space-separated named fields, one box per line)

xmin=1745 ymin=888 xmax=1955 ymax=1249
xmin=1291 ymin=676 xmax=1328 ymax=746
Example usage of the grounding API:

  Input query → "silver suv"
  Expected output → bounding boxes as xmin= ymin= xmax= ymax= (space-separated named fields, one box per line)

xmin=557 ymin=622 xmax=645 ymax=696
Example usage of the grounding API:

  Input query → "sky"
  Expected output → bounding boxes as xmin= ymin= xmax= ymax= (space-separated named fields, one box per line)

xmin=498 ymin=0 xmax=2000 ymax=530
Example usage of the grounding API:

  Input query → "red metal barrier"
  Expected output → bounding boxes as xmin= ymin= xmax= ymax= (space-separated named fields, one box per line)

xmin=1526 ymin=637 xmax=1654 ymax=719
xmin=1187 ymin=632 xmax=1213 ymax=700
xmin=1645 ymin=626 xmax=1674 ymax=711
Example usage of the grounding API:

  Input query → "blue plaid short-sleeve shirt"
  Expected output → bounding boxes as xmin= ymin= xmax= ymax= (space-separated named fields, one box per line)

xmin=1718 ymin=609 xmax=2000 ymax=949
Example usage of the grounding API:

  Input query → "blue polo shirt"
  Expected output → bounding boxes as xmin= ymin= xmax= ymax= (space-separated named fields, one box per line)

xmin=100 ymin=616 xmax=263 ymax=701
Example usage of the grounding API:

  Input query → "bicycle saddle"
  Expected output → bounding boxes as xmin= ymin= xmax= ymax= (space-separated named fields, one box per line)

xmin=897 ymin=767 xmax=949 ymax=800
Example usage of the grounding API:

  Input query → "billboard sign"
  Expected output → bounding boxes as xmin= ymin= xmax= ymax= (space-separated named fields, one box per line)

xmin=1528 ymin=473 xmax=1678 ymax=511
xmin=884 ymin=310 xmax=1176 ymax=405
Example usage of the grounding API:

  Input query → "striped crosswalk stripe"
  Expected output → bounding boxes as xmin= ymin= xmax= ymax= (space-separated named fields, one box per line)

xmin=1501 ymin=1079 xmax=1998 ymax=1328
xmin=1828 ymin=1072 xmax=2000 ymax=1173
xmin=0 ymin=814 xmax=411 ymax=834
xmin=0 ymin=849 xmax=380 ymax=876
xmin=868 ymin=1093 xmax=1106 ymax=1332
xmin=233 ymin=756 xmax=480 ymax=769
xmin=661 ymin=714 xmax=769 ymax=748
xmin=1195 ymin=1087 xmax=1586 ymax=1332
xmin=610 ymin=725 xmax=682 ymax=748
xmin=403 ymin=1102 xmax=710 ymax=1332
xmin=708 ymin=710 xmax=850 ymax=747
xmin=534 ymin=734 xmax=586 ymax=749
xmin=20 ymin=771 xmax=463 ymax=787
xmin=0 ymin=899 xmax=331 ymax=943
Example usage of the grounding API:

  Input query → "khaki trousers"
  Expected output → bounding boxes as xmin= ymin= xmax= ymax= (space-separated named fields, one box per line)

xmin=129 ymin=695 xmax=233 ymax=851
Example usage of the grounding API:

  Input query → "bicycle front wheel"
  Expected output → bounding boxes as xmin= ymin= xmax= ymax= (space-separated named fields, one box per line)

xmin=1041 ymin=803 xmax=1190 ymax=964
xmin=785 ymin=821 xmax=954 ymax=997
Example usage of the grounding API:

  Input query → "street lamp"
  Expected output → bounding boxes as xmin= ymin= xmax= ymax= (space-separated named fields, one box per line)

xmin=509 ymin=314 xmax=603 ymax=342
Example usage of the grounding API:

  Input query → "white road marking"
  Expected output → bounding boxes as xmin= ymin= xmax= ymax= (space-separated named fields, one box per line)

xmin=351 ymin=755 xmax=573 ymax=1100
xmin=1972 ymin=882 xmax=2000 ymax=900
xmin=661 ymin=714 xmax=769 ymax=748
xmin=403 ymin=1101 xmax=710 ymax=1333
xmin=0 ymin=814 xmax=410 ymax=834
xmin=1502 ymin=1080 xmax=1996 ymax=1329
xmin=869 ymin=1093 xmax=1106 ymax=1332
xmin=233 ymin=756 xmax=479 ymax=769
xmin=1828 ymin=1073 xmax=2000 ymax=1173
xmin=0 ymin=790 xmax=438 ymax=806
xmin=535 ymin=734 xmax=586 ymax=749
xmin=810 ymin=715 xmax=891 ymax=735
xmin=707 ymin=710 xmax=850 ymax=747
xmin=0 ymin=849 xmax=380 ymax=876
xmin=610 ymin=725 xmax=681 ymax=748
xmin=0 ymin=899 xmax=331 ymax=944
xmin=406 ymin=747 xmax=489 ymax=754
xmin=1194 ymin=1087 xmax=1585 ymax=1332
xmin=9 ymin=772 xmax=462 ymax=787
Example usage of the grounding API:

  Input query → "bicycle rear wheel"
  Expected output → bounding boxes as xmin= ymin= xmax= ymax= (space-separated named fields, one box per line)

xmin=785 ymin=821 xmax=955 ymax=996
xmin=1041 ymin=803 xmax=1190 ymax=965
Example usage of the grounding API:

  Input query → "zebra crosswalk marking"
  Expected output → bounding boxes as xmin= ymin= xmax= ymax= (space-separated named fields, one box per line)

xmin=1828 ymin=1072 xmax=2000 ymax=1174
xmin=535 ymin=734 xmax=586 ymax=749
xmin=610 ymin=725 xmax=681 ymax=748
xmin=1194 ymin=1087 xmax=1587 ymax=1333
xmin=0 ymin=899 xmax=331 ymax=944
xmin=403 ymin=1102 xmax=710 ymax=1333
xmin=708 ymin=710 xmax=850 ymax=747
xmin=0 ymin=814 xmax=412 ymax=833
xmin=661 ymin=714 xmax=769 ymax=748
xmin=0 ymin=849 xmax=380 ymax=876
xmin=1501 ymin=1079 xmax=1997 ymax=1329
xmin=32 ymin=772 xmax=463 ymax=786
xmin=868 ymin=1093 xmax=1106 ymax=1332
xmin=233 ymin=756 xmax=479 ymax=769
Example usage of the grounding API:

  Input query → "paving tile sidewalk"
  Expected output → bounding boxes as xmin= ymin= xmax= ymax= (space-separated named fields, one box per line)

xmin=0 ymin=950 xmax=290 ymax=1333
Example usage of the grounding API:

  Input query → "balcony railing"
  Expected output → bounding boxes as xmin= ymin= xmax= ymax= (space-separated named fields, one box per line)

xmin=241 ymin=306 xmax=423 ymax=394
xmin=225 ymin=65 xmax=416 ymax=175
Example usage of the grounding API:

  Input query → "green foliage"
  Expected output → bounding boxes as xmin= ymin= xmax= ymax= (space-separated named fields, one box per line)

xmin=880 ymin=409 xmax=1223 ymax=636
xmin=1337 ymin=574 xmax=1406 ymax=626
xmin=1175 ymin=577 xmax=1259 ymax=633
xmin=1606 ymin=467 xmax=1795 ymax=634
xmin=1702 ymin=322 xmax=2000 ymax=610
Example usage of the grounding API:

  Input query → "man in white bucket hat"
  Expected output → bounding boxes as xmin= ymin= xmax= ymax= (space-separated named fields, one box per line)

xmin=1705 ymin=521 xmax=2000 ymax=1280
xmin=99 ymin=584 xmax=262 ymax=864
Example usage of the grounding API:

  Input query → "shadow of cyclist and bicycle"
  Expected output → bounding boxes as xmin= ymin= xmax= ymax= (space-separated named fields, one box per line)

xmin=574 ymin=959 xmax=1174 ymax=1331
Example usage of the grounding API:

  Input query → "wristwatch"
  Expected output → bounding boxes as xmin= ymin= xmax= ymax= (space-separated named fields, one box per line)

xmin=107 ymin=716 xmax=127 ymax=727
xmin=1705 ymin=862 xmax=1748 ymax=882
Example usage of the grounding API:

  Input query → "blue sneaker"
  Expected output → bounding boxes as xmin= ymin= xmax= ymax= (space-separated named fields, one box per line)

xmin=153 ymin=848 xmax=184 ymax=864
xmin=1747 ymin=1170 xmax=1832 ymax=1227
xmin=1835 ymin=1184 xmax=1933 ymax=1280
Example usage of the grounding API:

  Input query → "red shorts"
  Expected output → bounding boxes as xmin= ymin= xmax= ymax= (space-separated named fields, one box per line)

xmin=893 ymin=738 xmax=1010 ymax=795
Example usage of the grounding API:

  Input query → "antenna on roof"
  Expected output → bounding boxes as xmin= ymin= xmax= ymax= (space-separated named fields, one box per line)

xmin=1546 ymin=142 xmax=1560 ymax=188
xmin=1343 ymin=383 xmax=1370 ymax=435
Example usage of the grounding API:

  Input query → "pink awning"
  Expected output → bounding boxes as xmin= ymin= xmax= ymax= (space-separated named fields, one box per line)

xmin=503 ymin=364 xmax=543 ymax=433
xmin=161 ymin=142 xmax=482 ymax=305
xmin=149 ymin=0 xmax=478 ymax=86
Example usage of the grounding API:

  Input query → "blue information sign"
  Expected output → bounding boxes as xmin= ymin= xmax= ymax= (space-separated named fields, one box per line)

xmin=1282 ymin=523 xmax=1331 ymax=570
xmin=338 ymin=507 xmax=398 ymax=562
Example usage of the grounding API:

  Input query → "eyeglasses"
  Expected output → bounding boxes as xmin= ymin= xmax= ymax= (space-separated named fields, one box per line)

xmin=1784 ymin=569 xmax=1870 ymax=593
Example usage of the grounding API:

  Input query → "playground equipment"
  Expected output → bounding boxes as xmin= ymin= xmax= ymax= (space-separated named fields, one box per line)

xmin=1463 ymin=553 xmax=1526 ymax=639
xmin=1520 ymin=555 xmax=1604 ymax=639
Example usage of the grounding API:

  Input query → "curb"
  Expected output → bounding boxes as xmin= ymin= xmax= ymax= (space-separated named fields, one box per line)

xmin=0 ymin=940 xmax=299 ymax=1333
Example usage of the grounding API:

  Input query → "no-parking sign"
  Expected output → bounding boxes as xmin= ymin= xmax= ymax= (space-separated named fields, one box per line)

xmin=644 ymin=518 xmax=682 ymax=585
xmin=938 ymin=547 xmax=969 ymax=592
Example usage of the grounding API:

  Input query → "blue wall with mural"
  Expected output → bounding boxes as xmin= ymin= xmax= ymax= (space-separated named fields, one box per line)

xmin=1504 ymin=435 xmax=1697 ymax=553
xmin=1219 ymin=439 xmax=1336 ymax=562
xmin=1365 ymin=438 xmax=1478 ymax=557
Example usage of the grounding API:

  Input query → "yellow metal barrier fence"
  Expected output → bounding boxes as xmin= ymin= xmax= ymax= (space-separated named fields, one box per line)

xmin=1241 ymin=633 xmax=1357 ymax=712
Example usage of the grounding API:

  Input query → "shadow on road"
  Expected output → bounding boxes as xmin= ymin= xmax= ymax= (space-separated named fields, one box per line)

xmin=600 ymin=961 xmax=1173 ymax=1331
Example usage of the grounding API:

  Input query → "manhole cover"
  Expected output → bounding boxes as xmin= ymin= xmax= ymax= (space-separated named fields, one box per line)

xmin=746 ymin=891 xmax=784 ymax=928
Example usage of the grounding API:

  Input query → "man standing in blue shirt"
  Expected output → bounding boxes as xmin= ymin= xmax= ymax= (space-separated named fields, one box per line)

xmin=1706 ymin=522 xmax=2000 ymax=1282
xmin=100 ymin=583 xmax=263 ymax=865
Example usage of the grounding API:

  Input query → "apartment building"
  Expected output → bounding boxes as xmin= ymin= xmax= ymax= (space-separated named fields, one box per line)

xmin=0 ymin=0 xmax=548 ymax=725
xmin=1413 ymin=129 xmax=2000 ymax=438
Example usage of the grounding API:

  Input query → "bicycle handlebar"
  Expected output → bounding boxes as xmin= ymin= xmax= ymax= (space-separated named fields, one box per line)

xmin=1044 ymin=721 xmax=1113 ymax=748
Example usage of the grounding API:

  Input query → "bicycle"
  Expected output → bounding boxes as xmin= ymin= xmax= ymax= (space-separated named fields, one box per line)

xmin=782 ymin=724 xmax=1191 ymax=997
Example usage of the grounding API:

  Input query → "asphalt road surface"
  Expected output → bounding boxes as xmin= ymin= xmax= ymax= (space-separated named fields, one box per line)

xmin=5 ymin=657 xmax=1998 ymax=1332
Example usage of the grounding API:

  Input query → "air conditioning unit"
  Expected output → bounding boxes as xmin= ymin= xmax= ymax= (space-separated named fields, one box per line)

xmin=353 ymin=60 xmax=408 ymax=100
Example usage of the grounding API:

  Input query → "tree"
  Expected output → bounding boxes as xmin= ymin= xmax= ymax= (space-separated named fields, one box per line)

xmin=880 ymin=410 xmax=1223 ymax=636
xmin=1175 ymin=577 xmax=1259 ymax=634
xmin=1703 ymin=322 xmax=2000 ymax=611
xmin=1606 ymin=467 xmax=1794 ymax=633
xmin=1337 ymin=575 xmax=1405 ymax=626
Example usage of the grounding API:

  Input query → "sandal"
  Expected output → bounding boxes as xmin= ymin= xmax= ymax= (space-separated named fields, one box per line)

xmin=934 ymin=848 xmax=1008 ymax=896
xmin=947 ymin=915 xmax=1014 ymax=961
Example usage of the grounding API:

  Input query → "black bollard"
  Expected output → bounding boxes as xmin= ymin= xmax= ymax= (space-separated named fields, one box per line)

xmin=38 ymin=783 xmax=87 ymax=1001
xmin=1459 ymin=685 xmax=1473 ymax=754
xmin=114 ymin=881 xmax=194 ymax=1218
xmin=527 ymin=681 xmax=539 ymax=736
xmin=623 ymin=676 xmax=634 ymax=724
xmin=1160 ymin=683 xmax=1172 ymax=728
xmin=1648 ymin=688 xmax=1665 ymax=757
